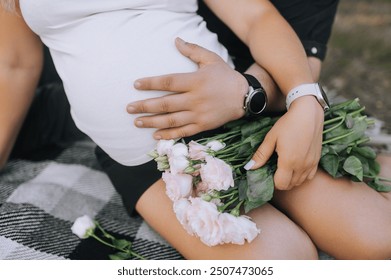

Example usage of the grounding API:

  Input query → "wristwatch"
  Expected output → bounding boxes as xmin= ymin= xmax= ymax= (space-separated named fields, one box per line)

xmin=242 ymin=73 xmax=268 ymax=118
xmin=286 ymin=83 xmax=330 ymax=111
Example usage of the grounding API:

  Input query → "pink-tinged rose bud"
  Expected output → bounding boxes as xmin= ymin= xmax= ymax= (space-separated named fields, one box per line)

xmin=187 ymin=197 xmax=224 ymax=246
xmin=168 ymin=155 xmax=189 ymax=174
xmin=169 ymin=143 xmax=189 ymax=157
xmin=156 ymin=139 xmax=175 ymax=156
xmin=200 ymin=156 xmax=234 ymax=191
xmin=188 ymin=141 xmax=207 ymax=160
xmin=218 ymin=213 xmax=260 ymax=245
xmin=71 ymin=215 xmax=96 ymax=239
xmin=162 ymin=172 xmax=193 ymax=201
xmin=173 ymin=198 xmax=194 ymax=235
xmin=206 ymin=140 xmax=226 ymax=152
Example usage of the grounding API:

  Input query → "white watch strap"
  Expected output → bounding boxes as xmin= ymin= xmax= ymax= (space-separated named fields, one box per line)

xmin=285 ymin=83 xmax=318 ymax=110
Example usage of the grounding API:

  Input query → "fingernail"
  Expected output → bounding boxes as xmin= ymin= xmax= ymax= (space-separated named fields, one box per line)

xmin=154 ymin=134 xmax=162 ymax=140
xmin=135 ymin=120 xmax=143 ymax=127
xmin=244 ymin=160 xmax=255 ymax=170
xmin=127 ymin=106 xmax=136 ymax=113
xmin=134 ymin=80 xmax=142 ymax=89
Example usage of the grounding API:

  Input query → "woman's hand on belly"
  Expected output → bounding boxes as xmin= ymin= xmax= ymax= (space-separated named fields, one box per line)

xmin=126 ymin=38 xmax=247 ymax=140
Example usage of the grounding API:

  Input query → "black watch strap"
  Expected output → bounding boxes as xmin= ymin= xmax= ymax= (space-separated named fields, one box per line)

xmin=242 ymin=73 xmax=267 ymax=118
xmin=242 ymin=73 xmax=262 ymax=89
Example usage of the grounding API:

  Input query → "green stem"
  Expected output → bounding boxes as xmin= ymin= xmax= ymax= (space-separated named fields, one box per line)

xmin=233 ymin=200 xmax=244 ymax=211
xmin=199 ymin=130 xmax=240 ymax=144
xmin=215 ymin=189 xmax=239 ymax=199
xmin=323 ymin=116 xmax=345 ymax=135
xmin=215 ymin=142 xmax=244 ymax=155
xmin=351 ymin=137 xmax=371 ymax=146
xmin=91 ymin=233 xmax=145 ymax=260
xmin=95 ymin=222 xmax=114 ymax=240
xmin=365 ymin=175 xmax=391 ymax=183
xmin=129 ymin=251 xmax=146 ymax=260
xmin=323 ymin=116 xmax=344 ymax=126
xmin=91 ymin=233 xmax=119 ymax=250
xmin=349 ymin=106 xmax=366 ymax=117
xmin=325 ymin=98 xmax=359 ymax=116
xmin=322 ymin=130 xmax=355 ymax=145
xmin=218 ymin=196 xmax=240 ymax=213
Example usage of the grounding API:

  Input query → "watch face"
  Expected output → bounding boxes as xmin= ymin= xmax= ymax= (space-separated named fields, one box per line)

xmin=249 ymin=89 xmax=267 ymax=115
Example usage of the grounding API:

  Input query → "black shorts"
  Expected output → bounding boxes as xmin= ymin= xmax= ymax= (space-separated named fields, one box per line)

xmin=97 ymin=1 xmax=340 ymax=217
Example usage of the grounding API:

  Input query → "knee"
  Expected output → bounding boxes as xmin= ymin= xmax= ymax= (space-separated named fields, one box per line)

xmin=257 ymin=226 xmax=319 ymax=260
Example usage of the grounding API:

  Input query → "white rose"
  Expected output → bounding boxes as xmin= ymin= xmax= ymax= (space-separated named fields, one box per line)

xmin=218 ymin=213 xmax=260 ymax=245
xmin=200 ymin=156 xmax=234 ymax=191
xmin=71 ymin=215 xmax=96 ymax=239
xmin=173 ymin=198 xmax=194 ymax=235
xmin=206 ymin=140 xmax=226 ymax=152
xmin=156 ymin=139 xmax=175 ymax=156
xmin=162 ymin=172 xmax=193 ymax=201
xmin=187 ymin=197 xmax=224 ymax=246
xmin=168 ymin=155 xmax=189 ymax=174
xmin=169 ymin=143 xmax=189 ymax=157
xmin=188 ymin=141 xmax=207 ymax=160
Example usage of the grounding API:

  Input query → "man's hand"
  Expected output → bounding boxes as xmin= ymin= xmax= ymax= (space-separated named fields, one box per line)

xmin=127 ymin=38 xmax=247 ymax=140
xmin=244 ymin=96 xmax=324 ymax=190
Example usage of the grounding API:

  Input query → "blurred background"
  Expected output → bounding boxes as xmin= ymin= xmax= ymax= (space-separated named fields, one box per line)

xmin=321 ymin=0 xmax=391 ymax=133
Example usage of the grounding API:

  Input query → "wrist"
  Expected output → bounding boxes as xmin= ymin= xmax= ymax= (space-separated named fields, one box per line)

xmin=286 ymin=83 xmax=330 ymax=111
xmin=234 ymin=71 xmax=250 ymax=119
xmin=290 ymin=95 xmax=325 ymax=118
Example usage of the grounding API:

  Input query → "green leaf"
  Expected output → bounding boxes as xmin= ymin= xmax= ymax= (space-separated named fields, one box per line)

xmin=241 ymin=121 xmax=264 ymax=138
xmin=244 ymin=167 xmax=274 ymax=213
xmin=113 ymin=239 xmax=132 ymax=250
xmin=224 ymin=119 xmax=247 ymax=130
xmin=368 ymin=158 xmax=381 ymax=176
xmin=367 ymin=180 xmax=391 ymax=192
xmin=237 ymin=178 xmax=248 ymax=201
xmin=320 ymin=154 xmax=340 ymax=178
xmin=344 ymin=99 xmax=362 ymax=112
xmin=257 ymin=117 xmax=273 ymax=128
xmin=237 ymin=142 xmax=252 ymax=157
xmin=323 ymin=116 xmax=368 ymax=145
xmin=109 ymin=252 xmax=132 ymax=260
xmin=328 ymin=144 xmax=349 ymax=154
xmin=321 ymin=146 xmax=330 ymax=157
xmin=351 ymin=146 xmax=377 ymax=160
xmin=343 ymin=156 xmax=364 ymax=181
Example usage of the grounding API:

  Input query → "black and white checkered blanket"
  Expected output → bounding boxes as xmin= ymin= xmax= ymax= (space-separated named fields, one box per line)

xmin=4 ymin=132 xmax=389 ymax=260
xmin=0 ymin=140 xmax=183 ymax=260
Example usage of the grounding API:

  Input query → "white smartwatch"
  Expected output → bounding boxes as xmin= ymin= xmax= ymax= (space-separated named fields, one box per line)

xmin=285 ymin=83 xmax=330 ymax=111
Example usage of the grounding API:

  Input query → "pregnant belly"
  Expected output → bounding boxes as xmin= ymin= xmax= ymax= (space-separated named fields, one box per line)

xmin=54 ymin=11 xmax=232 ymax=166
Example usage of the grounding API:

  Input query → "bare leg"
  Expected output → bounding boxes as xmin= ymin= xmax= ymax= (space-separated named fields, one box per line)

xmin=136 ymin=179 xmax=318 ymax=260
xmin=272 ymin=154 xmax=391 ymax=259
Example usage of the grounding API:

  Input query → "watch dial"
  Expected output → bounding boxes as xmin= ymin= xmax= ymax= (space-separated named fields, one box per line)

xmin=250 ymin=90 xmax=267 ymax=114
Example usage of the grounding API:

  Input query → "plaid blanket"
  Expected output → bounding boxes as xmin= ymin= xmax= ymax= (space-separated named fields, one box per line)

xmin=0 ymin=140 xmax=183 ymax=260
xmin=3 ymin=133 xmax=390 ymax=260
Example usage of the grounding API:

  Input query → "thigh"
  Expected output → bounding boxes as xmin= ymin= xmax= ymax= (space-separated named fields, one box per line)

xmin=377 ymin=154 xmax=391 ymax=200
xmin=272 ymin=156 xmax=391 ymax=259
xmin=136 ymin=179 xmax=318 ymax=260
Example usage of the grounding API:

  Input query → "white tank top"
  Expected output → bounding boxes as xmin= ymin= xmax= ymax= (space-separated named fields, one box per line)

xmin=20 ymin=0 xmax=233 ymax=165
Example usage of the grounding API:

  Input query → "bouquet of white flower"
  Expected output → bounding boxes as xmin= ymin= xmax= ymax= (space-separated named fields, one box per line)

xmin=149 ymin=98 xmax=391 ymax=247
